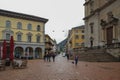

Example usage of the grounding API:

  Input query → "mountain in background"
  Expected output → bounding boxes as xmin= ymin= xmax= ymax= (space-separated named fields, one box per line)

xmin=57 ymin=38 xmax=67 ymax=52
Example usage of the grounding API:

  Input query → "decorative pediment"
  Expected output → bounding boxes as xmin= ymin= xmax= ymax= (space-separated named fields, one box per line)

xmin=26 ymin=32 xmax=33 ymax=36
xmin=16 ymin=31 xmax=23 ymax=35
xmin=89 ymin=22 xmax=94 ymax=26
xmin=100 ymin=19 xmax=107 ymax=29
xmin=2 ymin=29 xmax=14 ymax=34
xmin=100 ymin=12 xmax=119 ymax=28
xmin=107 ymin=11 xmax=119 ymax=25
xmin=36 ymin=33 xmax=41 ymax=36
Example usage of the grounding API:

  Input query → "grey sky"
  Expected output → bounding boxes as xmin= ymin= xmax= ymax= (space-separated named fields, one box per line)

xmin=0 ymin=0 xmax=85 ymax=43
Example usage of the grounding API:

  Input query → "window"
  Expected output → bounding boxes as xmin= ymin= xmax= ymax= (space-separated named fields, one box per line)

xmin=75 ymin=35 xmax=79 ymax=39
xmin=82 ymin=30 xmax=84 ymax=33
xmin=36 ymin=36 xmax=40 ymax=43
xmin=90 ymin=26 xmax=93 ymax=33
xmin=16 ymin=31 xmax=23 ymax=41
xmin=75 ymin=30 xmax=78 ymax=33
xmin=81 ymin=43 xmax=84 ymax=47
xmin=17 ymin=22 xmax=22 ymax=29
xmin=6 ymin=20 xmax=11 ymax=28
xmin=37 ymin=25 xmax=41 ymax=31
xmin=28 ymin=35 xmax=32 ymax=42
xmin=75 ymin=43 xmax=79 ymax=46
xmin=26 ymin=32 xmax=33 ymax=42
xmin=27 ymin=24 xmax=32 ymax=30
xmin=6 ymin=33 xmax=10 ymax=40
xmin=17 ymin=34 xmax=22 ymax=41
xmin=90 ymin=23 xmax=94 ymax=34
xmin=81 ymin=35 xmax=84 ymax=39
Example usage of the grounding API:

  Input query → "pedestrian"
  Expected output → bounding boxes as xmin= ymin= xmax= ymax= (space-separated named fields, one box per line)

xmin=44 ymin=53 xmax=47 ymax=61
xmin=52 ymin=53 xmax=56 ymax=62
xmin=47 ymin=53 xmax=51 ymax=62
xmin=46 ymin=53 xmax=49 ymax=62
xmin=74 ymin=55 xmax=79 ymax=66
xmin=66 ymin=53 xmax=69 ymax=60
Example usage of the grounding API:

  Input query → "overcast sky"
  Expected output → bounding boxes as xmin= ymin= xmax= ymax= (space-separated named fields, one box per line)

xmin=0 ymin=0 xmax=85 ymax=43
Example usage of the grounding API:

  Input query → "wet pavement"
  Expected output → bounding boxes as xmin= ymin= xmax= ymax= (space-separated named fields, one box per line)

xmin=0 ymin=54 xmax=120 ymax=80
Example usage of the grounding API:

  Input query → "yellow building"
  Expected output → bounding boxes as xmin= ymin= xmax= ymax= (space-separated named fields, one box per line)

xmin=0 ymin=9 xmax=48 ymax=59
xmin=66 ymin=25 xmax=85 ymax=53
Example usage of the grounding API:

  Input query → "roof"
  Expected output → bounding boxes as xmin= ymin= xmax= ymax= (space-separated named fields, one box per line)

xmin=0 ymin=9 xmax=48 ymax=23
xmin=72 ymin=25 xmax=85 ymax=29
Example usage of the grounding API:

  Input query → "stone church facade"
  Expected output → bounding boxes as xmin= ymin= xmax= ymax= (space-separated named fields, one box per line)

xmin=84 ymin=0 xmax=120 ymax=48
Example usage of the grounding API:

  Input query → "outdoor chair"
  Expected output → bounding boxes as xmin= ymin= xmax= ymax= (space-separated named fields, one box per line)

xmin=12 ymin=59 xmax=28 ymax=69
xmin=0 ymin=60 xmax=6 ymax=70
xmin=21 ymin=59 xmax=28 ymax=68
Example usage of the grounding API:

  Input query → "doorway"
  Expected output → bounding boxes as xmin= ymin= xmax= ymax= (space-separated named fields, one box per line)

xmin=106 ymin=27 xmax=113 ymax=44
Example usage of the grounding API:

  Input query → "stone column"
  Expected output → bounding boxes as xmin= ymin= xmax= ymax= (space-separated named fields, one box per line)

xmin=32 ymin=48 xmax=36 ymax=59
xmin=22 ymin=47 xmax=26 ymax=58
xmin=101 ymin=29 xmax=104 ymax=41
xmin=104 ymin=29 xmax=107 ymax=42
xmin=113 ymin=25 xmax=116 ymax=39
xmin=42 ymin=47 xmax=45 ymax=58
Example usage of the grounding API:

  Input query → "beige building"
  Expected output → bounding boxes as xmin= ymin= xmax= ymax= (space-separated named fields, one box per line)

xmin=45 ymin=34 xmax=56 ymax=54
xmin=0 ymin=9 xmax=48 ymax=59
xmin=84 ymin=0 xmax=120 ymax=48
xmin=66 ymin=25 xmax=85 ymax=53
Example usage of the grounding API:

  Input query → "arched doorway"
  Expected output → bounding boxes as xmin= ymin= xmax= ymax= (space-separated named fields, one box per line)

xmin=15 ymin=47 xmax=23 ymax=58
xmin=35 ymin=47 xmax=42 ymax=59
xmin=25 ymin=47 xmax=33 ymax=59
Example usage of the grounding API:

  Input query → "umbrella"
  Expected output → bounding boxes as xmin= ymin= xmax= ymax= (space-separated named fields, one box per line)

xmin=2 ymin=40 xmax=7 ymax=59
xmin=0 ymin=46 xmax=1 ymax=59
xmin=9 ymin=36 xmax=14 ymax=61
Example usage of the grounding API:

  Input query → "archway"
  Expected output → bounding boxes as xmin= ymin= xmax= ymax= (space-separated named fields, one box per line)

xmin=35 ymin=47 xmax=42 ymax=59
xmin=15 ymin=47 xmax=23 ymax=58
xmin=25 ymin=47 xmax=33 ymax=59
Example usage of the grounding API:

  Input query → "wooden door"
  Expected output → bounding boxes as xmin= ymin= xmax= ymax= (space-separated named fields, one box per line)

xmin=106 ymin=27 xmax=113 ymax=44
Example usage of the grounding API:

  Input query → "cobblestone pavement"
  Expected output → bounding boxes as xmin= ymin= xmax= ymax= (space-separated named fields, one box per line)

xmin=0 ymin=54 xmax=120 ymax=80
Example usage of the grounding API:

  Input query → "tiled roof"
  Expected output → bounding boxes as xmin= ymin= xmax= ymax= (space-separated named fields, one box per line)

xmin=0 ymin=9 xmax=48 ymax=23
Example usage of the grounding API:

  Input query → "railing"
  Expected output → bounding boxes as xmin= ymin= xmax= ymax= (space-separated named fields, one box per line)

xmin=106 ymin=42 xmax=120 ymax=48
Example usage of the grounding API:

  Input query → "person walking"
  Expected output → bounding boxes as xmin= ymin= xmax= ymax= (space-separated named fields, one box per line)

xmin=44 ymin=52 xmax=47 ymax=62
xmin=52 ymin=53 xmax=56 ymax=62
xmin=74 ymin=55 xmax=79 ymax=66
xmin=48 ymin=53 xmax=51 ymax=62
xmin=66 ymin=53 xmax=69 ymax=60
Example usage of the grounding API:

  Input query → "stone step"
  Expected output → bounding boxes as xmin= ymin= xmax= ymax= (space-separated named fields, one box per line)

xmin=70 ymin=49 xmax=119 ymax=62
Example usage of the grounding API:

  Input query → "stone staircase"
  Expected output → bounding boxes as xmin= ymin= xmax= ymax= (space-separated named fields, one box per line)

xmin=70 ymin=49 xmax=119 ymax=62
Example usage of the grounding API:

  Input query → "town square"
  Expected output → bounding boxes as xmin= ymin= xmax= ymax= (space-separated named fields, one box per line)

xmin=0 ymin=0 xmax=120 ymax=80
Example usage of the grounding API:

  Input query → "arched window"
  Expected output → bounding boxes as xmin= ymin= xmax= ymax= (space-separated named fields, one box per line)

xmin=17 ymin=34 xmax=22 ymax=41
xmin=6 ymin=20 xmax=11 ymax=28
xmin=36 ymin=36 xmax=41 ymax=43
xmin=28 ymin=35 xmax=32 ymax=42
xmin=17 ymin=22 xmax=22 ymax=29
xmin=6 ymin=33 xmax=10 ymax=40
xmin=27 ymin=23 xmax=32 ymax=30
xmin=37 ymin=25 xmax=41 ymax=31
xmin=16 ymin=31 xmax=23 ymax=41
xmin=26 ymin=32 xmax=33 ymax=42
